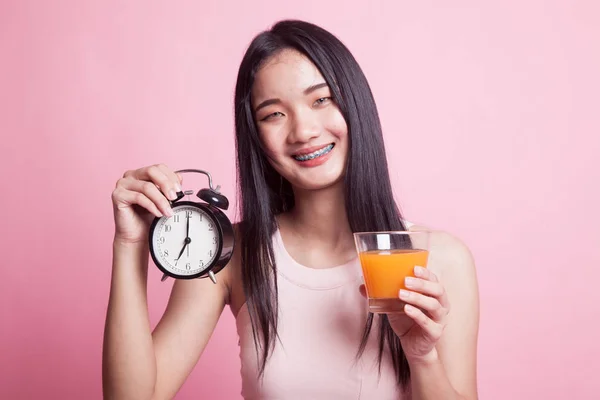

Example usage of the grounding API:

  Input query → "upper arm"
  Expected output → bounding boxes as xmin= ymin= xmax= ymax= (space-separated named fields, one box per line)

xmin=434 ymin=232 xmax=480 ymax=399
xmin=150 ymin=258 xmax=234 ymax=399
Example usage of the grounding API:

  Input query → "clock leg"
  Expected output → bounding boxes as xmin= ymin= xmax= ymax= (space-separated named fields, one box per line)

xmin=208 ymin=271 xmax=217 ymax=284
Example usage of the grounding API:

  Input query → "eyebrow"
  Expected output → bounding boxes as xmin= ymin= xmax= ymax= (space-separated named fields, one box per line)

xmin=254 ymin=82 xmax=329 ymax=112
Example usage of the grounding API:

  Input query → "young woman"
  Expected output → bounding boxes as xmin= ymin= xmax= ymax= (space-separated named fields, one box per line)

xmin=103 ymin=20 xmax=480 ymax=400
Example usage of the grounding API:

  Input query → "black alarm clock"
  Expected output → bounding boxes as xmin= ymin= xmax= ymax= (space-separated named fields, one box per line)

xmin=148 ymin=169 xmax=234 ymax=283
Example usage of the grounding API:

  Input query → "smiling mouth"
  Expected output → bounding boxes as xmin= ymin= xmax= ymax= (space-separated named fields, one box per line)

xmin=293 ymin=144 xmax=335 ymax=161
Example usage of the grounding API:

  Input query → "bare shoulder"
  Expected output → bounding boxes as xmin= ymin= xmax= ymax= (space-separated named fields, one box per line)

xmin=168 ymin=222 xmax=243 ymax=307
xmin=150 ymin=224 xmax=243 ymax=399
xmin=225 ymin=222 xmax=246 ymax=315
xmin=229 ymin=222 xmax=244 ymax=281
xmin=408 ymin=224 xmax=477 ymax=283
xmin=409 ymin=224 xmax=480 ymax=396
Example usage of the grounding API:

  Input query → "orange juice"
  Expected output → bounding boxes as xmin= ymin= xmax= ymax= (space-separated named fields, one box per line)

xmin=359 ymin=249 xmax=429 ymax=313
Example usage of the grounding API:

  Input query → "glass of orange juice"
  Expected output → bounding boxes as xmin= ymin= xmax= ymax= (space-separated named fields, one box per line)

xmin=354 ymin=231 xmax=431 ymax=314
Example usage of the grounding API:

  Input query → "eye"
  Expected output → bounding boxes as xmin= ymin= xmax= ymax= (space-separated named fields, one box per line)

xmin=314 ymin=97 xmax=331 ymax=106
xmin=260 ymin=111 xmax=284 ymax=122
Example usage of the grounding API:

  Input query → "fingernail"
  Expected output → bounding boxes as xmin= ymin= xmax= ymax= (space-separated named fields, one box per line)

xmin=399 ymin=289 xmax=410 ymax=299
xmin=175 ymin=183 xmax=182 ymax=192
xmin=165 ymin=208 xmax=173 ymax=217
xmin=405 ymin=304 xmax=417 ymax=314
xmin=168 ymin=190 xmax=177 ymax=200
xmin=405 ymin=277 xmax=417 ymax=287
xmin=414 ymin=266 xmax=426 ymax=277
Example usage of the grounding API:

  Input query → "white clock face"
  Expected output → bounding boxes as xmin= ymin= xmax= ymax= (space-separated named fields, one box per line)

xmin=151 ymin=205 xmax=220 ymax=276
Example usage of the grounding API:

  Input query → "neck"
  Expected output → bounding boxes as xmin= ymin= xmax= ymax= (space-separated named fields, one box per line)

xmin=282 ymin=181 xmax=353 ymax=246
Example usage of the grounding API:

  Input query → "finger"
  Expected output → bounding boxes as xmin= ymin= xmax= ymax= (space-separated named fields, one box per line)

xmin=404 ymin=304 xmax=444 ymax=341
xmin=410 ymin=267 xmax=450 ymax=310
xmin=405 ymin=275 xmax=442 ymax=297
xmin=414 ymin=265 xmax=437 ymax=282
xmin=399 ymin=289 xmax=447 ymax=321
xmin=358 ymin=284 xmax=367 ymax=298
xmin=156 ymin=164 xmax=183 ymax=193
xmin=119 ymin=178 xmax=174 ymax=217
xmin=112 ymin=186 xmax=163 ymax=218
xmin=127 ymin=164 xmax=180 ymax=201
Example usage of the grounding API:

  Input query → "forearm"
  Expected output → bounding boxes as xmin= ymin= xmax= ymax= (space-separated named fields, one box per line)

xmin=409 ymin=350 xmax=466 ymax=400
xmin=102 ymin=240 xmax=157 ymax=400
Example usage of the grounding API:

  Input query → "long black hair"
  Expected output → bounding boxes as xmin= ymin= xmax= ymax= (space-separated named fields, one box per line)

xmin=233 ymin=19 xmax=410 ymax=390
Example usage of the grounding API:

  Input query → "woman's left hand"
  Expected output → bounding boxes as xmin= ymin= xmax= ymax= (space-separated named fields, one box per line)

xmin=360 ymin=265 xmax=450 ymax=363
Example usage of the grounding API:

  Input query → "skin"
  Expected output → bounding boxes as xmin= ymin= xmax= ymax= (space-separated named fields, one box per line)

xmin=102 ymin=49 xmax=479 ymax=400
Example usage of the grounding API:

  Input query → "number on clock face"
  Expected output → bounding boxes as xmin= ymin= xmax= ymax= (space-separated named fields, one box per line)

xmin=152 ymin=205 xmax=220 ymax=275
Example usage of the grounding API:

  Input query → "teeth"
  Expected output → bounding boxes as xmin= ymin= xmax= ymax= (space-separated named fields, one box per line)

xmin=294 ymin=144 xmax=334 ymax=161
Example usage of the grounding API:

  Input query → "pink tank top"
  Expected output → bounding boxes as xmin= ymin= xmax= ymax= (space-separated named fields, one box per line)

xmin=235 ymin=226 xmax=412 ymax=399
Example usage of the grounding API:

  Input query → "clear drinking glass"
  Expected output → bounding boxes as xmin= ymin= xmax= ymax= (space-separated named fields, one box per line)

xmin=353 ymin=231 xmax=431 ymax=313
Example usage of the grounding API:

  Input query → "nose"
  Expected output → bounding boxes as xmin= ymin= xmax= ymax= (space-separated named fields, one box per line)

xmin=288 ymin=110 xmax=320 ymax=143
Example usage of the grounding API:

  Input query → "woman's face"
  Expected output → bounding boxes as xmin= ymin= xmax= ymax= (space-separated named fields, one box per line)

xmin=251 ymin=50 xmax=349 ymax=191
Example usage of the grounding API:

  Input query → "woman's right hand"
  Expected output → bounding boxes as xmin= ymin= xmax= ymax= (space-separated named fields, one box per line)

xmin=111 ymin=164 xmax=183 ymax=244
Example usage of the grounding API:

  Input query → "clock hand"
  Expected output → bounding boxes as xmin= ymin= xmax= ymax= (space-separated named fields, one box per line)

xmin=175 ymin=237 xmax=191 ymax=265
xmin=175 ymin=244 xmax=186 ymax=265
xmin=176 ymin=213 xmax=192 ymax=266
xmin=185 ymin=213 xmax=190 ymax=259
xmin=186 ymin=212 xmax=190 ymax=239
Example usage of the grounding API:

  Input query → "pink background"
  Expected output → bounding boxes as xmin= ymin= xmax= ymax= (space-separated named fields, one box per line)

xmin=1 ymin=1 xmax=599 ymax=399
